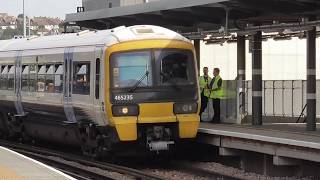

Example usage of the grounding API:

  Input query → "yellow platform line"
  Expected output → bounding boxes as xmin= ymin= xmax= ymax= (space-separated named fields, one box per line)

xmin=0 ymin=165 xmax=24 ymax=180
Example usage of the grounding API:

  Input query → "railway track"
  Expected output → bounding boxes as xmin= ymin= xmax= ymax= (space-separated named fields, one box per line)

xmin=0 ymin=140 xmax=165 ymax=180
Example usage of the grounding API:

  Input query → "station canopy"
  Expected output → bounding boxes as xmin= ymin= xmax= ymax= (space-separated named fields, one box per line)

xmin=66 ymin=0 xmax=320 ymax=39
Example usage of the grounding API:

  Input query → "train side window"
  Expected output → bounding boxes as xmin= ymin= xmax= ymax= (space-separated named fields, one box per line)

xmin=22 ymin=65 xmax=29 ymax=91
xmin=0 ymin=65 xmax=8 ymax=90
xmin=37 ymin=65 xmax=46 ymax=92
xmin=8 ymin=65 xmax=15 ymax=90
xmin=95 ymin=58 xmax=100 ymax=99
xmin=29 ymin=64 xmax=37 ymax=92
xmin=73 ymin=62 xmax=90 ymax=95
xmin=54 ymin=64 xmax=63 ymax=93
xmin=46 ymin=65 xmax=55 ymax=93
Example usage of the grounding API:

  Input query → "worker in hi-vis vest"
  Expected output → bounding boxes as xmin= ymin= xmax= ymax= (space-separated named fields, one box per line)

xmin=209 ymin=68 xmax=223 ymax=123
xmin=199 ymin=67 xmax=212 ymax=121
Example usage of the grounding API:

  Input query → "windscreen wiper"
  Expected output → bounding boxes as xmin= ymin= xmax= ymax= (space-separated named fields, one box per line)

xmin=128 ymin=71 xmax=149 ymax=93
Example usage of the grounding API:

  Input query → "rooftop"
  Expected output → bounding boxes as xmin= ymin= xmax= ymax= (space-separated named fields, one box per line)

xmin=66 ymin=0 xmax=320 ymax=37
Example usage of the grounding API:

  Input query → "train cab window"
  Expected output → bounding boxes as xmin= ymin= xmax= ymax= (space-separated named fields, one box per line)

xmin=73 ymin=63 xmax=90 ymax=95
xmin=22 ymin=65 xmax=29 ymax=91
xmin=29 ymin=65 xmax=37 ymax=92
xmin=111 ymin=51 xmax=152 ymax=88
xmin=155 ymin=50 xmax=195 ymax=86
xmin=55 ymin=64 xmax=63 ymax=93
xmin=0 ymin=65 xmax=8 ymax=90
xmin=46 ymin=65 xmax=55 ymax=93
xmin=37 ymin=65 xmax=46 ymax=92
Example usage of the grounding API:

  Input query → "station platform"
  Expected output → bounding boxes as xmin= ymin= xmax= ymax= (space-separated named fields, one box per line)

xmin=0 ymin=146 xmax=75 ymax=180
xmin=197 ymin=122 xmax=320 ymax=163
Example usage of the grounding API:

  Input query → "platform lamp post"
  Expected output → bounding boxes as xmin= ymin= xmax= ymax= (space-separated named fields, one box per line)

xmin=23 ymin=0 xmax=26 ymax=38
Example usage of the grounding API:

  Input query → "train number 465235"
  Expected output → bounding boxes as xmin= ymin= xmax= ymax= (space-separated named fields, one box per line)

xmin=114 ymin=95 xmax=134 ymax=101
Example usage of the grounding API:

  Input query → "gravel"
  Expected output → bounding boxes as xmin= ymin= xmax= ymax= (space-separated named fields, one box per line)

xmin=173 ymin=161 xmax=317 ymax=180
xmin=47 ymin=156 xmax=135 ymax=180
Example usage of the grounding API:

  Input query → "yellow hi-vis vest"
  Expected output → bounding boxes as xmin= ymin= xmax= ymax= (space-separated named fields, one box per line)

xmin=209 ymin=75 xmax=224 ymax=99
xmin=199 ymin=75 xmax=211 ymax=97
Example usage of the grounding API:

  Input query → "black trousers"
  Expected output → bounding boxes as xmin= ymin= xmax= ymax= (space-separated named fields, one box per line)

xmin=199 ymin=93 xmax=208 ymax=118
xmin=212 ymin=98 xmax=220 ymax=123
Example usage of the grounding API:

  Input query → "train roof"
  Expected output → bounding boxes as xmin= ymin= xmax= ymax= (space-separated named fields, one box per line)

xmin=0 ymin=25 xmax=190 ymax=52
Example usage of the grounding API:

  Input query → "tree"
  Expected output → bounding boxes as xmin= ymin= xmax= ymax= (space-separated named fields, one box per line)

xmin=18 ymin=14 xmax=24 ymax=19
xmin=0 ymin=28 xmax=21 ymax=40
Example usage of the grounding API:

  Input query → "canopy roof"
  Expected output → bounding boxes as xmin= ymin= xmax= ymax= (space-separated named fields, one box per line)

xmin=66 ymin=0 xmax=320 ymax=37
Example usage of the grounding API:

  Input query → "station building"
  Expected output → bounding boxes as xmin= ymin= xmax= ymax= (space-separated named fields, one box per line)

xmin=66 ymin=1 xmax=320 ymax=176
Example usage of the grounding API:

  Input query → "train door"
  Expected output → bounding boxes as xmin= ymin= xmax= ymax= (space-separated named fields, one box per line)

xmin=70 ymin=46 xmax=96 ymax=124
xmin=14 ymin=51 xmax=24 ymax=116
xmin=93 ymin=46 xmax=107 ymax=125
xmin=63 ymin=48 xmax=77 ymax=123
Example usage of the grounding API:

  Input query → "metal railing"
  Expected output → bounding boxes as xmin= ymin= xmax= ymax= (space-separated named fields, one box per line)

xmin=201 ymin=80 xmax=319 ymax=123
xmin=245 ymin=80 xmax=320 ymax=118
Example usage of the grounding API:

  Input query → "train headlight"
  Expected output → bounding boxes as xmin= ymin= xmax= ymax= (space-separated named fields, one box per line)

xmin=174 ymin=103 xmax=198 ymax=114
xmin=112 ymin=105 xmax=139 ymax=117
xmin=122 ymin=107 xmax=129 ymax=114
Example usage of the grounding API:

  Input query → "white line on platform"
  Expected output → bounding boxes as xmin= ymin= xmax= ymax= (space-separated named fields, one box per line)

xmin=199 ymin=128 xmax=320 ymax=149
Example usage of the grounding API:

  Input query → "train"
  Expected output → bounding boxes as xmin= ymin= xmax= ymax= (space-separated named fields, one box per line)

xmin=0 ymin=25 xmax=200 ymax=156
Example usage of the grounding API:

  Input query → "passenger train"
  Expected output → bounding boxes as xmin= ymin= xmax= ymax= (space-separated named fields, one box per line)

xmin=0 ymin=25 xmax=200 ymax=155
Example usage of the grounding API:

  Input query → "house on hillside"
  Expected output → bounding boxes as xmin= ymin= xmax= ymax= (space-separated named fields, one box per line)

xmin=30 ymin=17 xmax=63 ymax=35
xmin=0 ymin=14 xmax=17 ymax=30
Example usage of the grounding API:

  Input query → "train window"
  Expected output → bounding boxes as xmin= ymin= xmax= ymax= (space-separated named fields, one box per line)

xmin=46 ymin=65 xmax=55 ymax=93
xmin=8 ymin=65 xmax=15 ymax=90
xmin=0 ymin=65 xmax=8 ymax=90
xmin=37 ymin=65 xmax=46 ymax=92
xmin=73 ymin=62 xmax=90 ymax=95
xmin=95 ymin=58 xmax=100 ymax=99
xmin=29 ymin=64 xmax=37 ymax=92
xmin=22 ymin=65 xmax=29 ymax=91
xmin=155 ymin=50 xmax=195 ymax=86
xmin=111 ymin=51 xmax=152 ymax=88
xmin=55 ymin=64 xmax=63 ymax=93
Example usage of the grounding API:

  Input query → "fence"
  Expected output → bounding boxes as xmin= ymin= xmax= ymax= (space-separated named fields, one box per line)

xmin=201 ymin=80 xmax=320 ymax=123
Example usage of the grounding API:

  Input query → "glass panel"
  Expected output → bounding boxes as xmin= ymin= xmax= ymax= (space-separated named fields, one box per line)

xmin=2 ymin=66 xmax=8 ymax=74
xmin=46 ymin=65 xmax=55 ymax=93
xmin=37 ymin=65 xmax=46 ymax=92
xmin=8 ymin=66 xmax=15 ymax=90
xmin=54 ymin=65 xmax=63 ymax=93
xmin=0 ymin=65 xmax=8 ymax=90
xmin=22 ymin=65 xmax=29 ymax=91
xmin=155 ymin=50 xmax=195 ymax=86
xmin=38 ymin=65 xmax=46 ymax=74
xmin=29 ymin=65 xmax=37 ymax=92
xmin=111 ymin=51 xmax=152 ymax=88
xmin=46 ymin=65 xmax=55 ymax=74
xmin=55 ymin=65 xmax=63 ymax=75
xmin=73 ymin=63 xmax=90 ymax=95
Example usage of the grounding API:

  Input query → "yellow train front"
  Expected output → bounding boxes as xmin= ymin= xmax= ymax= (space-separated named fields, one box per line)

xmin=105 ymin=37 xmax=200 ymax=152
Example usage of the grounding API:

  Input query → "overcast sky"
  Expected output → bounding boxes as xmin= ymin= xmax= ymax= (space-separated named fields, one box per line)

xmin=0 ymin=0 xmax=82 ymax=19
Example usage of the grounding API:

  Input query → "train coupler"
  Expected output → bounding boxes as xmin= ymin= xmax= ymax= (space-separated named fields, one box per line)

xmin=148 ymin=141 xmax=174 ymax=151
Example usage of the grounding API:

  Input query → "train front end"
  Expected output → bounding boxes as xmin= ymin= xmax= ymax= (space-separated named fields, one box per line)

xmin=105 ymin=36 xmax=200 ymax=152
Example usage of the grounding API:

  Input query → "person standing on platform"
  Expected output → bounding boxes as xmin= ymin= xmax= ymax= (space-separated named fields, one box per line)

xmin=209 ymin=68 xmax=223 ymax=123
xmin=199 ymin=67 xmax=211 ymax=121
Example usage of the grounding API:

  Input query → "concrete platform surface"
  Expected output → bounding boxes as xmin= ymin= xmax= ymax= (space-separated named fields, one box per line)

xmin=0 ymin=146 xmax=75 ymax=180
xmin=199 ymin=123 xmax=320 ymax=149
